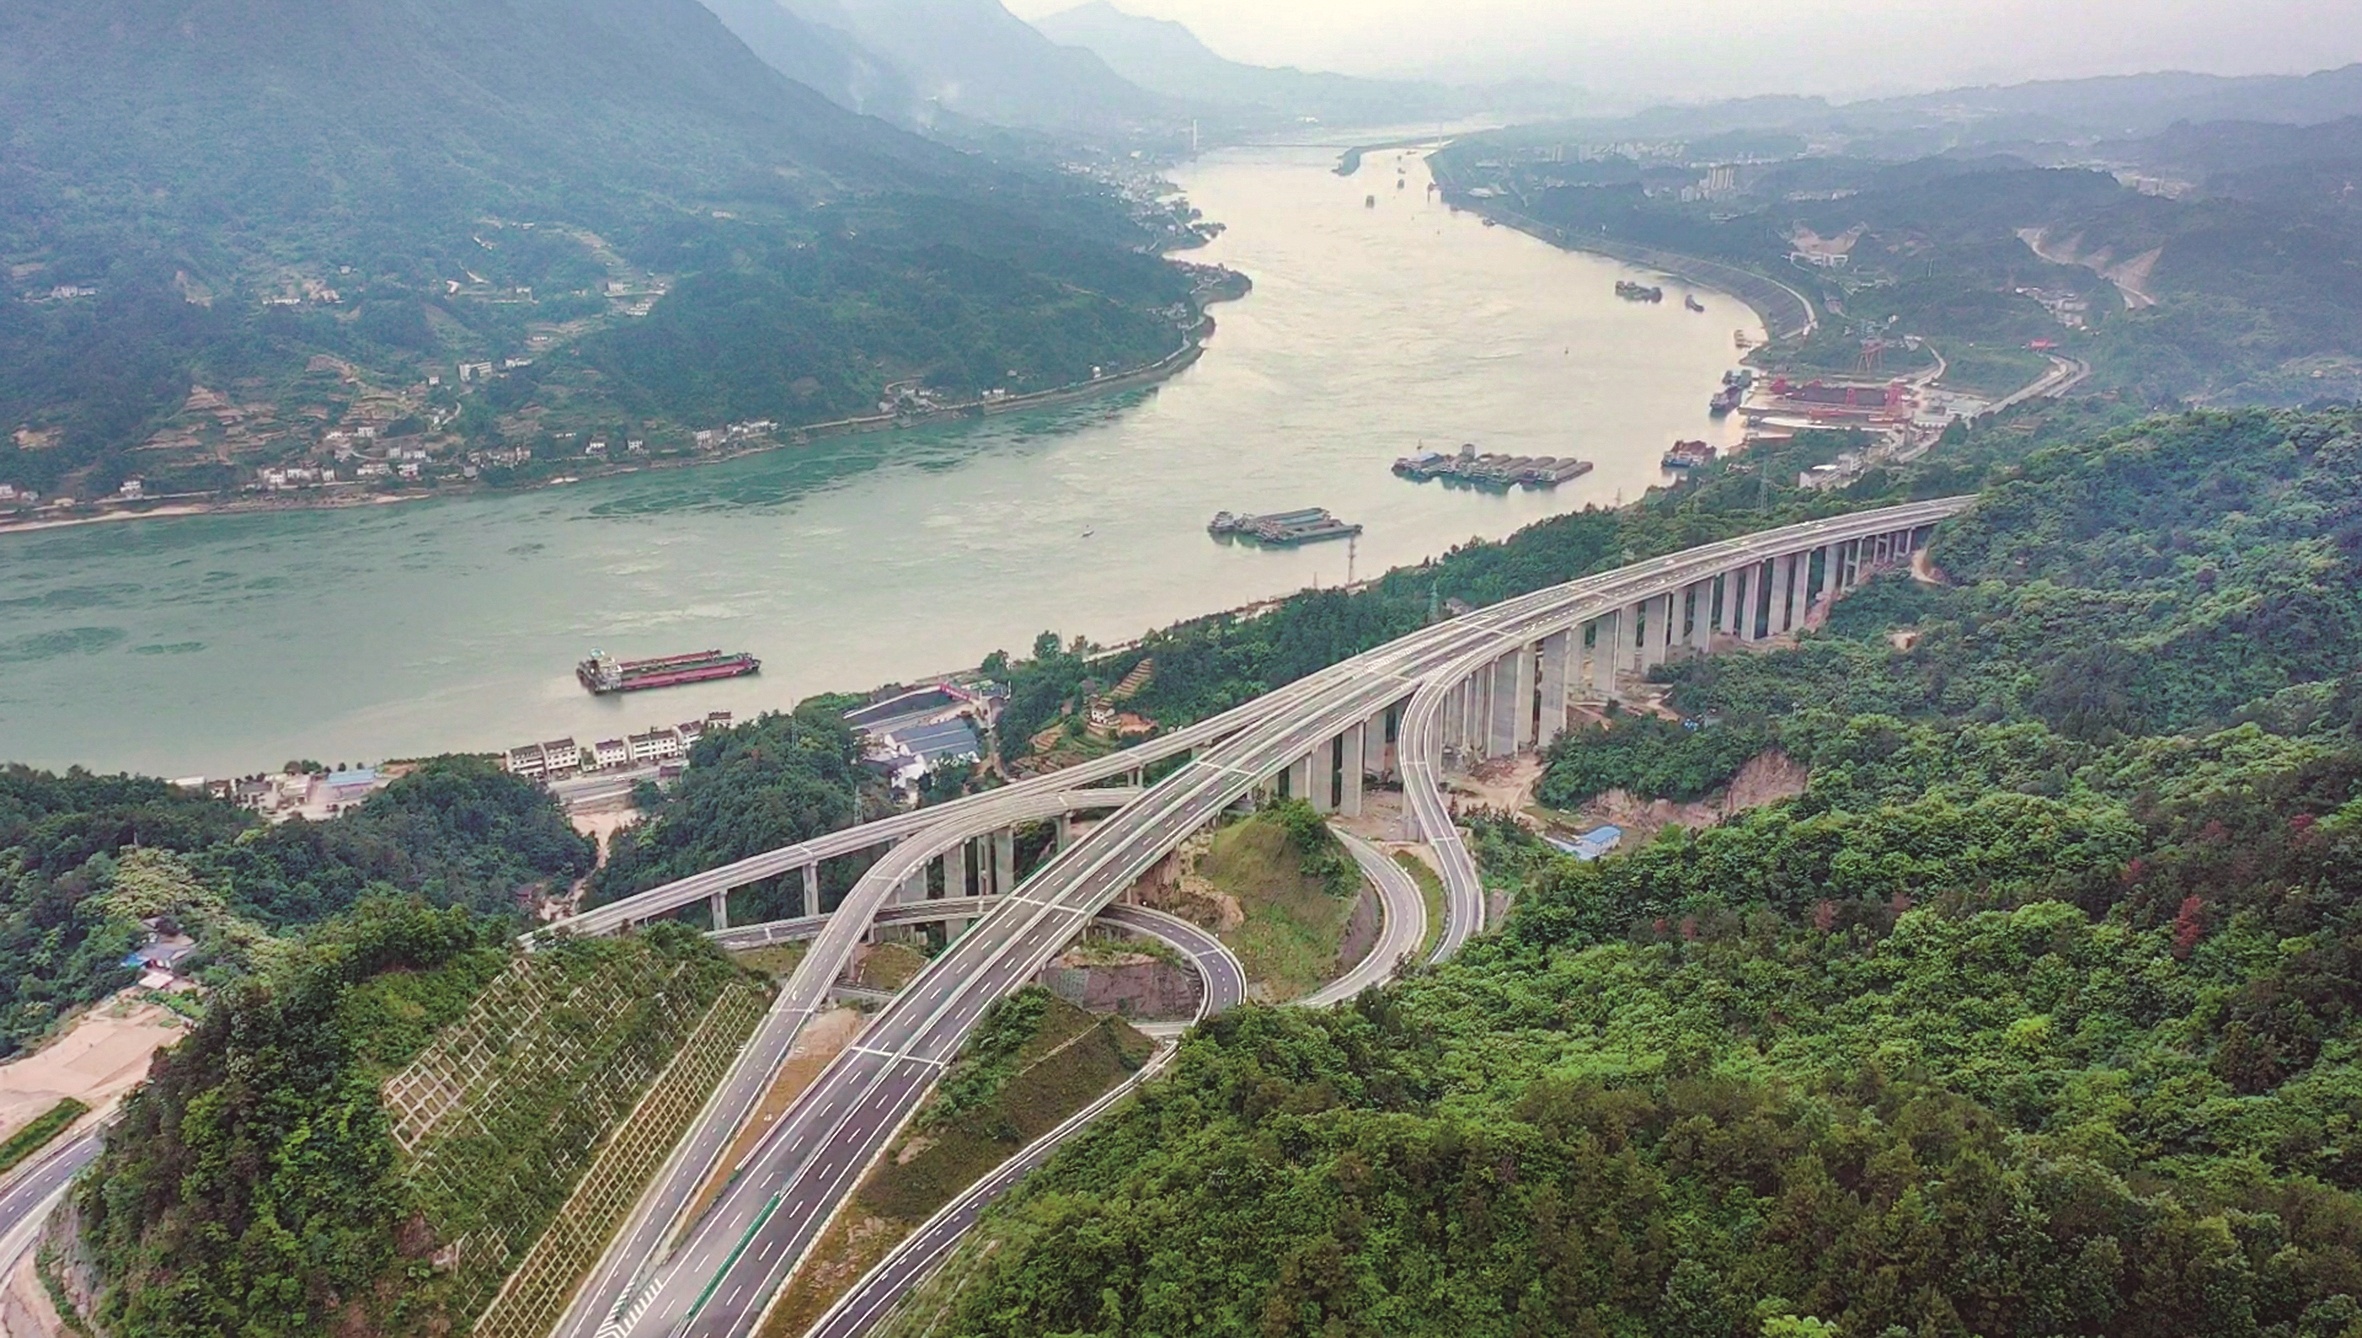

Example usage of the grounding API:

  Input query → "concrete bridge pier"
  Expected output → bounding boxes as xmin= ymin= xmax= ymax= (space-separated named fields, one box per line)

xmin=1588 ymin=611 xmax=1619 ymax=697
xmin=992 ymin=827 xmax=1016 ymax=895
xmin=940 ymin=849 xmax=962 ymax=899
xmin=1363 ymin=705 xmax=1392 ymax=780
xmin=802 ymin=863 xmax=820 ymax=918
xmin=1337 ymin=722 xmax=1366 ymax=818
xmin=1482 ymin=650 xmax=1518 ymax=757
xmin=709 ymin=890 xmax=730 ymax=932
xmin=1054 ymin=812 xmax=1073 ymax=852
xmin=1537 ymin=629 xmax=1573 ymax=745
xmin=1769 ymin=553 xmax=1797 ymax=636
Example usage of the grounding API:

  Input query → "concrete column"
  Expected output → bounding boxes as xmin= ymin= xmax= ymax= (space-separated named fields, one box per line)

xmin=709 ymin=890 xmax=730 ymax=931
xmin=1307 ymin=745 xmax=1336 ymax=814
xmin=1286 ymin=753 xmax=1313 ymax=803
xmin=1766 ymin=554 xmax=1793 ymax=635
xmin=1513 ymin=644 xmax=1539 ymax=751
xmin=1688 ymin=583 xmax=1714 ymax=653
xmin=1338 ymin=723 xmax=1365 ymax=818
xmin=1537 ymin=630 xmax=1572 ymax=745
xmin=1363 ymin=707 xmax=1390 ymax=778
xmin=939 ymin=849 xmax=961 ymax=899
xmin=993 ymin=827 xmax=1015 ymax=894
xmin=1489 ymin=653 xmax=1520 ymax=758
xmin=1590 ymin=613 xmax=1620 ymax=695
xmin=1054 ymin=812 xmax=1072 ymax=852
xmin=1719 ymin=572 xmax=1742 ymax=636
xmin=1815 ymin=543 xmax=1836 ymax=606
xmin=801 ymin=863 xmax=820 ymax=918
xmin=1661 ymin=592 xmax=1681 ymax=660
xmin=896 ymin=864 xmax=928 ymax=906
xmin=1474 ymin=665 xmax=1496 ymax=759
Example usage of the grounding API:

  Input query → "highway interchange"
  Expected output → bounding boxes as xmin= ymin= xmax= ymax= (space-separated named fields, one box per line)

xmin=592 ymin=499 xmax=1972 ymax=1338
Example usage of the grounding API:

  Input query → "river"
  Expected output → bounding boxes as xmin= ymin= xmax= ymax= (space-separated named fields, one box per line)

xmin=0 ymin=146 xmax=1758 ymax=777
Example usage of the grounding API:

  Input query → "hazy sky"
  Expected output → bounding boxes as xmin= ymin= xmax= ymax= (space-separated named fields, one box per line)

xmin=1006 ymin=0 xmax=2362 ymax=104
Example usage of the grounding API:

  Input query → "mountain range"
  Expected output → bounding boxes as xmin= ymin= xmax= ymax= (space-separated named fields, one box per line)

xmin=0 ymin=0 xmax=1199 ymax=502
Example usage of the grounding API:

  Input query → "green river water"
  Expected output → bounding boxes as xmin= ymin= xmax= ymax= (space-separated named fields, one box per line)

xmin=0 ymin=146 xmax=1756 ymax=776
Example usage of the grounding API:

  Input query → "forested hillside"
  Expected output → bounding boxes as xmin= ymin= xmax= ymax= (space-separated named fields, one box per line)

xmin=0 ymin=0 xmax=1199 ymax=502
xmin=76 ymin=905 xmax=757 ymax=1337
xmin=0 ymin=758 xmax=589 ymax=1054
xmin=1432 ymin=111 xmax=2362 ymax=405
xmin=888 ymin=409 xmax=2362 ymax=1337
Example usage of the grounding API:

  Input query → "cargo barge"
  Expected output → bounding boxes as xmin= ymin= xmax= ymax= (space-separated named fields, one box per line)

xmin=1393 ymin=443 xmax=1594 ymax=491
xmin=1208 ymin=508 xmax=1363 ymax=546
xmin=578 ymin=648 xmax=760 ymax=695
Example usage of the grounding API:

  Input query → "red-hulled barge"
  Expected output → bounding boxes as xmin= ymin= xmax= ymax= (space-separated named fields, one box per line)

xmin=577 ymin=649 xmax=760 ymax=695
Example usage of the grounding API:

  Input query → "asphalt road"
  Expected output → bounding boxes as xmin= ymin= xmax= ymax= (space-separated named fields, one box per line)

xmin=557 ymin=789 xmax=1144 ymax=1338
xmin=1304 ymin=832 xmax=1429 ymax=1008
xmin=0 ymin=1127 xmax=105 ymax=1281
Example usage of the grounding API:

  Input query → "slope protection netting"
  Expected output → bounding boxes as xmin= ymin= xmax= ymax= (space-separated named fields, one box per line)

xmin=379 ymin=937 xmax=761 ymax=1324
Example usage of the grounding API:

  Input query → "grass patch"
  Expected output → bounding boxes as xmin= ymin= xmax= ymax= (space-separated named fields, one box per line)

xmin=759 ymin=989 xmax=1152 ymax=1337
xmin=1934 ymin=339 xmax=2054 ymax=397
xmin=0 ymin=1098 xmax=88 ymax=1175
xmin=1201 ymin=812 xmax=1359 ymax=1002
xmin=728 ymin=942 xmax=810 ymax=978
xmin=857 ymin=942 xmax=930 ymax=991
xmin=1394 ymin=852 xmax=1447 ymax=961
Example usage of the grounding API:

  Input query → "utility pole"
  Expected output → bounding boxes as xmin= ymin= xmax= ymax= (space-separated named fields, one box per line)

xmin=1346 ymin=534 xmax=1358 ymax=587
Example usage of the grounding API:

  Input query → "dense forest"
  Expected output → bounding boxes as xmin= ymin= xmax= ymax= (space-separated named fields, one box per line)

xmin=888 ymin=407 xmax=2362 ymax=1337
xmin=0 ymin=757 xmax=589 ymax=1054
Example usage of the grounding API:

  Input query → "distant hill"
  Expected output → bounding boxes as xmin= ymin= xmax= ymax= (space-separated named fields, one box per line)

xmin=780 ymin=0 xmax=1174 ymax=134
xmin=1031 ymin=1 xmax=1469 ymax=125
xmin=0 ymin=0 xmax=1200 ymax=503
xmin=1498 ymin=64 xmax=2362 ymax=159
xmin=697 ymin=0 xmax=924 ymax=123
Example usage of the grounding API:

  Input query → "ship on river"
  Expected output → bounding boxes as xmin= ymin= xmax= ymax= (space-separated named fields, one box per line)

xmin=578 ymin=648 xmax=760 ymax=695
xmin=1208 ymin=508 xmax=1363 ymax=546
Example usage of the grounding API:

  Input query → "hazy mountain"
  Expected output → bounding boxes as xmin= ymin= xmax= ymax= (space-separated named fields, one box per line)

xmin=780 ymin=0 xmax=1173 ymax=134
xmin=1031 ymin=1 xmax=1445 ymax=123
xmin=697 ymin=0 xmax=923 ymax=123
xmin=1509 ymin=64 xmax=2362 ymax=159
xmin=0 ymin=0 xmax=1197 ymax=498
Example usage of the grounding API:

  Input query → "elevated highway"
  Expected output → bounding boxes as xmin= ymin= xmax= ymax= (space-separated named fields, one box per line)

xmin=598 ymin=498 xmax=1970 ymax=1338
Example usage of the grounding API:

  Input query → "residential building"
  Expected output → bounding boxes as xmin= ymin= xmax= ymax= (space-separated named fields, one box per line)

xmin=506 ymin=744 xmax=547 ymax=778
xmin=593 ymin=738 xmax=630 ymax=769
xmin=541 ymin=738 xmax=582 ymax=773
xmin=628 ymin=728 xmax=686 ymax=763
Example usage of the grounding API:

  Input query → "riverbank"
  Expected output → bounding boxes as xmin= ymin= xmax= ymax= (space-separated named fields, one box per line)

xmin=0 ymin=279 xmax=1251 ymax=540
xmin=1422 ymin=152 xmax=1816 ymax=344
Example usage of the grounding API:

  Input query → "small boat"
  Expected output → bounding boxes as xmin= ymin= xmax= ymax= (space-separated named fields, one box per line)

xmin=1365 ymin=194 xmax=1376 ymax=208
xmin=1080 ymin=527 xmax=1096 ymax=539
xmin=1684 ymin=294 xmax=1706 ymax=313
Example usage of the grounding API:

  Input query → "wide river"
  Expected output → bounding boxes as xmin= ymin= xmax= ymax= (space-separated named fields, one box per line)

xmin=0 ymin=146 xmax=1756 ymax=777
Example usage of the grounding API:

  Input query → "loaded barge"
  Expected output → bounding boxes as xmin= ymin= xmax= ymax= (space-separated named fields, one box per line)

xmin=1394 ymin=443 xmax=1593 ymax=491
xmin=1208 ymin=508 xmax=1363 ymax=546
xmin=578 ymin=648 xmax=760 ymax=695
